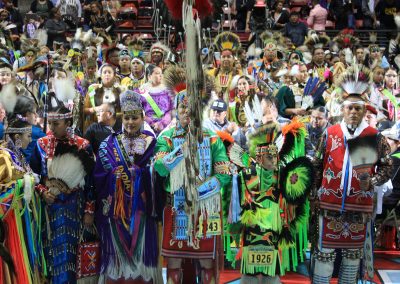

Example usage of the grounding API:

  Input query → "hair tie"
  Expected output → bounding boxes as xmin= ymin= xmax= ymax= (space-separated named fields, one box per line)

xmin=16 ymin=114 xmax=28 ymax=122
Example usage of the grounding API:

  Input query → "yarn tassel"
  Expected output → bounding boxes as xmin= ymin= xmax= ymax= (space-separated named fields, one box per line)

xmin=142 ymin=217 xmax=158 ymax=267
xmin=4 ymin=210 xmax=30 ymax=284
xmin=228 ymin=174 xmax=241 ymax=223
xmin=130 ymin=170 xmax=140 ymax=235
xmin=114 ymin=175 xmax=129 ymax=230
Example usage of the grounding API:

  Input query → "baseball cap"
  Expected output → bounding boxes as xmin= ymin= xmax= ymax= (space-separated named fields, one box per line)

xmin=210 ymin=99 xmax=227 ymax=111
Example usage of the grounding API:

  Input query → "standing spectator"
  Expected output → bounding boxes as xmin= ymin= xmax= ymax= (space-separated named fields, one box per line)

xmin=307 ymin=0 xmax=328 ymax=31
xmin=375 ymin=0 xmax=400 ymax=30
xmin=30 ymin=0 xmax=54 ymax=18
xmin=283 ymin=12 xmax=308 ymax=47
xmin=329 ymin=0 xmax=354 ymax=29
xmin=234 ymin=0 xmax=255 ymax=31
xmin=305 ymin=106 xmax=329 ymax=157
xmin=271 ymin=0 xmax=289 ymax=30
xmin=361 ymin=0 xmax=378 ymax=29
xmin=44 ymin=8 xmax=67 ymax=48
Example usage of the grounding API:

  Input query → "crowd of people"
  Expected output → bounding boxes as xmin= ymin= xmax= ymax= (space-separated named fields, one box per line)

xmin=0 ymin=0 xmax=399 ymax=284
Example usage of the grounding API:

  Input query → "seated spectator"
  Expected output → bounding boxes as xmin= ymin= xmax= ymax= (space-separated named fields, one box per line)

xmin=283 ymin=12 xmax=308 ymax=47
xmin=30 ymin=0 xmax=54 ymax=18
xmin=271 ymin=0 xmax=289 ymax=30
xmin=88 ymin=1 xmax=115 ymax=45
xmin=307 ymin=0 xmax=328 ymax=31
xmin=44 ymin=8 xmax=67 ymax=48
xmin=2 ymin=0 xmax=23 ymax=34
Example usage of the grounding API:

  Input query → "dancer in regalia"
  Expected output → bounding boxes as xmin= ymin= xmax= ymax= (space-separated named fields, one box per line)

xmin=154 ymin=66 xmax=231 ymax=284
xmin=93 ymin=90 xmax=161 ymax=283
xmin=311 ymin=65 xmax=392 ymax=283
xmin=30 ymin=96 xmax=95 ymax=283
xmin=0 ymin=119 xmax=43 ymax=283
xmin=239 ymin=121 xmax=313 ymax=284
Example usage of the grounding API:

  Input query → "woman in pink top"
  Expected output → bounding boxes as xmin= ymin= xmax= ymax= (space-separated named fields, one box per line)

xmin=307 ymin=0 xmax=328 ymax=31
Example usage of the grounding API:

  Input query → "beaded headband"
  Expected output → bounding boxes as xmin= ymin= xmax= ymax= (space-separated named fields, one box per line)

xmin=123 ymin=110 xmax=143 ymax=116
xmin=131 ymin=57 xmax=145 ymax=65
xmin=256 ymin=144 xmax=278 ymax=156
xmin=47 ymin=112 xmax=73 ymax=120
xmin=5 ymin=126 xmax=32 ymax=134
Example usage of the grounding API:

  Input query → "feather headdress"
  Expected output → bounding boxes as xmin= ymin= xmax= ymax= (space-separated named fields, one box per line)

xmin=163 ymin=65 xmax=187 ymax=94
xmin=259 ymin=30 xmax=286 ymax=58
xmin=69 ymin=28 xmax=94 ymax=52
xmin=304 ymin=30 xmax=330 ymax=51
xmin=333 ymin=30 xmax=359 ymax=49
xmin=150 ymin=41 xmax=170 ymax=55
xmin=20 ymin=36 xmax=40 ymax=55
xmin=248 ymin=122 xmax=281 ymax=158
xmin=336 ymin=63 xmax=372 ymax=101
xmin=213 ymin=31 xmax=241 ymax=55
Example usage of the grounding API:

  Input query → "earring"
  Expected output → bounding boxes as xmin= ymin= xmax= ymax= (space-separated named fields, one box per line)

xmin=15 ymin=138 xmax=22 ymax=149
xmin=66 ymin=126 xmax=74 ymax=138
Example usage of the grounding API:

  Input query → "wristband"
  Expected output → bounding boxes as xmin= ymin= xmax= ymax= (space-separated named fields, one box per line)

xmin=36 ymin=184 xmax=48 ymax=196
xmin=84 ymin=201 xmax=95 ymax=214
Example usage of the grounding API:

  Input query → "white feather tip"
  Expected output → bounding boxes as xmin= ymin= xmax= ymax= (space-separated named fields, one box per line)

xmin=0 ymin=84 xmax=17 ymax=113
xmin=54 ymin=79 xmax=76 ymax=103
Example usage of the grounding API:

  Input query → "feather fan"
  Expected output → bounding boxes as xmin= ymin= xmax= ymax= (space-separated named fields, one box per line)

xmin=54 ymin=78 xmax=76 ymax=103
xmin=0 ymin=83 xmax=17 ymax=113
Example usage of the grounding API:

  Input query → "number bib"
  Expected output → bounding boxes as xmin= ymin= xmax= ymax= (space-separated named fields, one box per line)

xmin=198 ymin=212 xmax=221 ymax=237
xmin=248 ymin=245 xmax=274 ymax=266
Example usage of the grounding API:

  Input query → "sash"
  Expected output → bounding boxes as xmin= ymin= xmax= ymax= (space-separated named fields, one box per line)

xmin=381 ymin=89 xmax=397 ymax=120
xmin=88 ymin=86 xmax=96 ymax=108
xmin=143 ymin=91 xmax=164 ymax=118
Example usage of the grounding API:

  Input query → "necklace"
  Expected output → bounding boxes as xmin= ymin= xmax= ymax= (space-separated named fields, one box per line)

xmin=120 ymin=133 xmax=147 ymax=164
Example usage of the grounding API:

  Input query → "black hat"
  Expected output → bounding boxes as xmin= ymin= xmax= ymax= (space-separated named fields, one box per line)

xmin=210 ymin=99 xmax=227 ymax=111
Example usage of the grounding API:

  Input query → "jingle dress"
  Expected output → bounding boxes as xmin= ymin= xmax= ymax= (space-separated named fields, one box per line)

xmin=94 ymin=130 xmax=161 ymax=282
